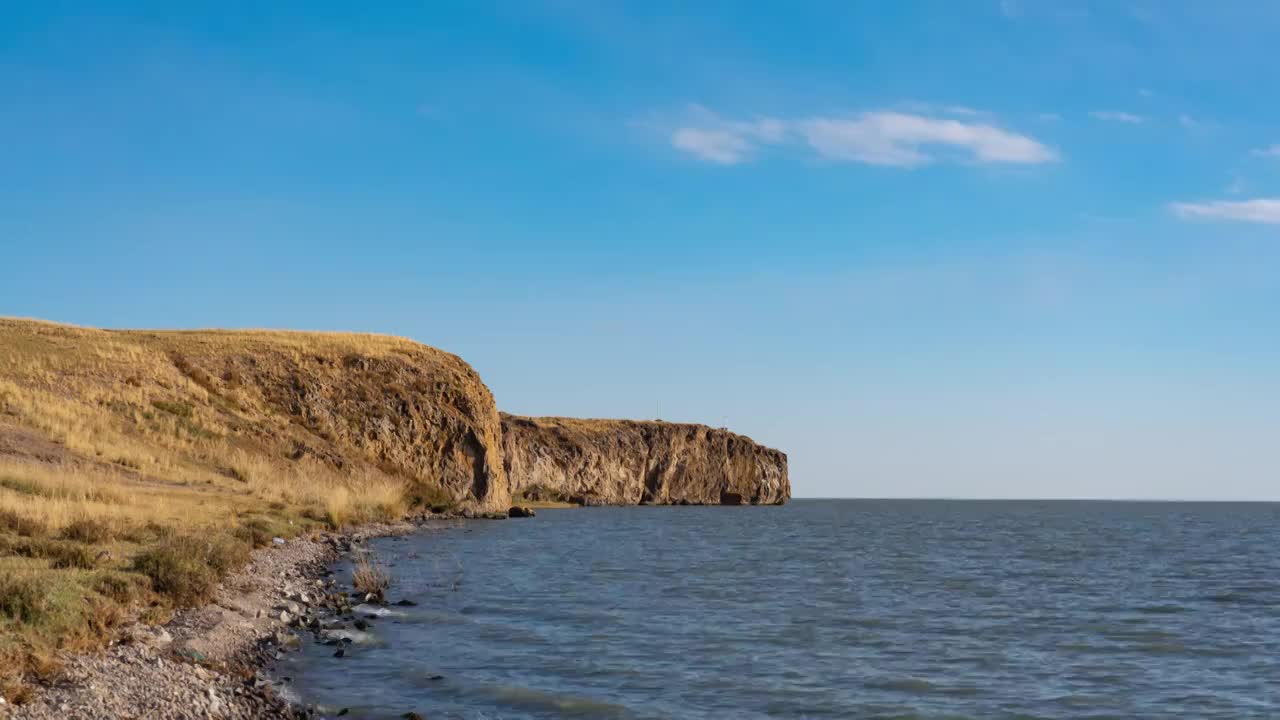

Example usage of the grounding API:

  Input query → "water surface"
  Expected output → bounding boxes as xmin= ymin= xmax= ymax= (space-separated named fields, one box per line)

xmin=284 ymin=500 xmax=1280 ymax=718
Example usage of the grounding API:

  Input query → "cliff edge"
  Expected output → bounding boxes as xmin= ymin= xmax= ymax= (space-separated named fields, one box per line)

xmin=500 ymin=413 xmax=790 ymax=506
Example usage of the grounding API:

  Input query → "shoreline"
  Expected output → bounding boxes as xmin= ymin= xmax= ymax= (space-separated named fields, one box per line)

xmin=3 ymin=519 xmax=437 ymax=719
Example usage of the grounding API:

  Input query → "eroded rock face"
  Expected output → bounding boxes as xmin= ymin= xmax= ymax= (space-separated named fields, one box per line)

xmin=500 ymin=414 xmax=789 ymax=506
xmin=139 ymin=332 xmax=511 ymax=512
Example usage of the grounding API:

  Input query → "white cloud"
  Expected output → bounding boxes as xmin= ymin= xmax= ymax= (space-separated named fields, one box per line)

xmin=1250 ymin=144 xmax=1280 ymax=158
xmin=668 ymin=109 xmax=787 ymax=165
xmin=1170 ymin=198 xmax=1280 ymax=224
xmin=669 ymin=109 xmax=1055 ymax=168
xmin=799 ymin=112 xmax=1057 ymax=167
xmin=1090 ymin=110 xmax=1145 ymax=124
xmin=670 ymin=128 xmax=753 ymax=164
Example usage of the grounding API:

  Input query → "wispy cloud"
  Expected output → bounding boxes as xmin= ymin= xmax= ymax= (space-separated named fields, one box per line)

xmin=800 ymin=112 xmax=1057 ymax=167
xmin=668 ymin=108 xmax=1057 ymax=168
xmin=1170 ymin=198 xmax=1280 ymax=224
xmin=670 ymin=127 xmax=754 ymax=164
xmin=1250 ymin=144 xmax=1280 ymax=158
xmin=666 ymin=107 xmax=786 ymax=165
xmin=1178 ymin=114 xmax=1198 ymax=129
xmin=1089 ymin=110 xmax=1145 ymax=124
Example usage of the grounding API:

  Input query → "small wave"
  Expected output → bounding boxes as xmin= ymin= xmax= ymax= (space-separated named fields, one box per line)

xmin=864 ymin=677 xmax=936 ymax=693
xmin=481 ymin=685 xmax=637 ymax=718
xmin=1136 ymin=604 xmax=1186 ymax=614
xmin=319 ymin=628 xmax=375 ymax=645
xmin=864 ymin=676 xmax=984 ymax=697
xmin=1206 ymin=591 xmax=1276 ymax=605
xmin=1049 ymin=693 xmax=1112 ymax=708
xmin=353 ymin=604 xmax=404 ymax=618
xmin=1134 ymin=641 xmax=1189 ymax=654
xmin=846 ymin=616 xmax=892 ymax=628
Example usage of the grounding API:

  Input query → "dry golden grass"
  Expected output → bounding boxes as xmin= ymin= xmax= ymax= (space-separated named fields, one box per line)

xmin=351 ymin=552 xmax=390 ymax=599
xmin=0 ymin=317 xmax=457 ymax=698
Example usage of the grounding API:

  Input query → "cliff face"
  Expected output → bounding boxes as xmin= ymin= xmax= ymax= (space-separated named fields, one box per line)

xmin=155 ymin=332 xmax=511 ymax=511
xmin=500 ymin=414 xmax=789 ymax=506
xmin=0 ymin=320 xmax=510 ymax=512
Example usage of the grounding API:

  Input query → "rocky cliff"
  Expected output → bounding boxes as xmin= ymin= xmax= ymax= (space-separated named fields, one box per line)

xmin=0 ymin=320 xmax=510 ymax=512
xmin=152 ymin=331 xmax=511 ymax=512
xmin=500 ymin=414 xmax=789 ymax=506
xmin=1 ymin=318 xmax=788 ymax=514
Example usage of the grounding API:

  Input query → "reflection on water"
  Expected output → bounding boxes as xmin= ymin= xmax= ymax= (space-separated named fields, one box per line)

xmin=282 ymin=500 xmax=1280 ymax=719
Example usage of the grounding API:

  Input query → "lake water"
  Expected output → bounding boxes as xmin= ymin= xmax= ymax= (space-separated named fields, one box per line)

xmin=282 ymin=500 xmax=1280 ymax=719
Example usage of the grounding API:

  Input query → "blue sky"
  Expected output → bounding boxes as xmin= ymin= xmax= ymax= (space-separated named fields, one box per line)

xmin=3 ymin=1 xmax=1279 ymax=499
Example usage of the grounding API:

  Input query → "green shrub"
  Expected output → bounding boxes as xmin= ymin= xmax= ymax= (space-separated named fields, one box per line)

xmin=232 ymin=517 xmax=280 ymax=548
xmin=92 ymin=571 xmax=150 ymax=604
xmin=0 ymin=571 xmax=51 ymax=624
xmin=132 ymin=533 xmax=249 ymax=606
xmin=2 ymin=538 xmax=97 ymax=569
xmin=42 ymin=541 xmax=97 ymax=569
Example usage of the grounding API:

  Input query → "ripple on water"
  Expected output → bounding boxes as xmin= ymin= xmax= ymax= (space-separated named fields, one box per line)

xmin=863 ymin=677 xmax=984 ymax=697
xmin=282 ymin=501 xmax=1280 ymax=719
xmin=479 ymin=685 xmax=638 ymax=718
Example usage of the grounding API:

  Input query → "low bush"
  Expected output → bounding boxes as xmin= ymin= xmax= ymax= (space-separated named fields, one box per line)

xmin=132 ymin=533 xmax=249 ymax=607
xmin=92 ymin=571 xmax=150 ymax=605
xmin=232 ymin=517 xmax=286 ymax=548
xmin=0 ymin=571 xmax=51 ymax=624
xmin=60 ymin=517 xmax=114 ymax=544
xmin=82 ymin=596 xmax=123 ymax=638
xmin=1 ymin=538 xmax=98 ymax=569
xmin=42 ymin=541 xmax=97 ymax=570
xmin=0 ymin=509 xmax=45 ymax=538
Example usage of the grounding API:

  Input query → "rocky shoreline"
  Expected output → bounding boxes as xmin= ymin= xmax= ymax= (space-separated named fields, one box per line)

xmin=1 ymin=519 xmax=447 ymax=719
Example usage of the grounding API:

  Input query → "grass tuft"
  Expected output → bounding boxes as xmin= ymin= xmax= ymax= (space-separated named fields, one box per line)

xmin=59 ymin=517 xmax=114 ymax=544
xmin=351 ymin=553 xmax=390 ymax=600
xmin=0 ymin=508 xmax=46 ymax=538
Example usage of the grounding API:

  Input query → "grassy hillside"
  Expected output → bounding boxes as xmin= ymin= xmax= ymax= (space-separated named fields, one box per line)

xmin=0 ymin=317 xmax=505 ymax=699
